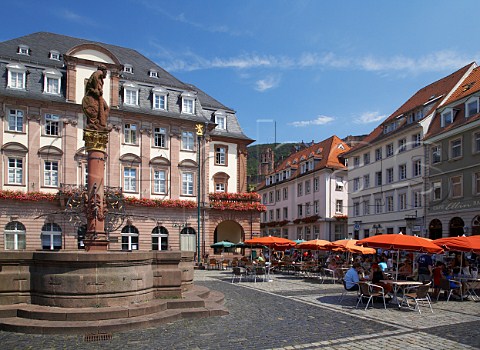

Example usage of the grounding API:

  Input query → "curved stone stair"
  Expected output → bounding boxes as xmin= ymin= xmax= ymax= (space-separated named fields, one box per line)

xmin=0 ymin=285 xmax=228 ymax=334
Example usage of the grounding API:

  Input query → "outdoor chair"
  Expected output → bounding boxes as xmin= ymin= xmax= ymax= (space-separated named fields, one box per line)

xmin=208 ymin=258 xmax=218 ymax=270
xmin=231 ymin=267 xmax=246 ymax=283
xmin=436 ymin=278 xmax=461 ymax=302
xmin=323 ymin=268 xmax=337 ymax=284
xmin=402 ymin=282 xmax=433 ymax=313
xmin=254 ymin=266 xmax=266 ymax=283
xmin=356 ymin=282 xmax=387 ymax=310
xmin=465 ymin=279 xmax=480 ymax=301
xmin=339 ymin=279 xmax=359 ymax=303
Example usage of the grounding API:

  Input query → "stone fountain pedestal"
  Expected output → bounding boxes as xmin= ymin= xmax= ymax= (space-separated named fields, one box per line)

xmin=0 ymin=251 xmax=227 ymax=334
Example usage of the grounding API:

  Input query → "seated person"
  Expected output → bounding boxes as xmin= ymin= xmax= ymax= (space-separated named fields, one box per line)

xmin=369 ymin=263 xmax=393 ymax=295
xmin=378 ymin=256 xmax=388 ymax=272
xmin=344 ymin=262 xmax=363 ymax=291
xmin=397 ymin=259 xmax=413 ymax=279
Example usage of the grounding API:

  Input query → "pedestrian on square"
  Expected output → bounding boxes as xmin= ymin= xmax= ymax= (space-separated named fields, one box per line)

xmin=417 ymin=253 xmax=433 ymax=283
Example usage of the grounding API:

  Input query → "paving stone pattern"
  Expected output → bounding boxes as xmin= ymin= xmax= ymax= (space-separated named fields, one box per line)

xmin=0 ymin=269 xmax=479 ymax=350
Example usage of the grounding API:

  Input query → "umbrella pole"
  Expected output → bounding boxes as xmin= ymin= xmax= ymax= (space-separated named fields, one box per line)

xmin=395 ymin=250 xmax=400 ymax=281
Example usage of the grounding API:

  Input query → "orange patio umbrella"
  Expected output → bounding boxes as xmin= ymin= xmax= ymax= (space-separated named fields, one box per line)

xmin=297 ymin=239 xmax=331 ymax=251
xmin=244 ymin=236 xmax=296 ymax=250
xmin=356 ymin=233 xmax=443 ymax=254
xmin=326 ymin=239 xmax=376 ymax=255
xmin=433 ymin=235 xmax=480 ymax=254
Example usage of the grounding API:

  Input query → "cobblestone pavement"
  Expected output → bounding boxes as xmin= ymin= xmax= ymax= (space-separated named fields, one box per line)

xmin=1 ymin=269 xmax=479 ymax=350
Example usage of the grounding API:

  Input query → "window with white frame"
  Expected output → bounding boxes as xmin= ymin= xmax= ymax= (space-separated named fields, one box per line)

xmin=215 ymin=110 xmax=226 ymax=129
xmin=215 ymin=182 xmax=225 ymax=193
xmin=386 ymin=195 xmax=394 ymax=212
xmin=123 ymin=64 xmax=133 ymax=74
xmin=375 ymin=171 xmax=382 ymax=186
xmin=215 ymin=145 xmax=227 ymax=165
xmin=450 ymin=138 xmax=462 ymax=159
xmin=181 ymin=172 xmax=194 ymax=195
xmin=375 ymin=198 xmax=382 ymax=214
xmin=353 ymin=177 xmax=360 ymax=192
xmin=153 ymin=170 xmax=166 ymax=194
xmin=275 ymin=189 xmax=280 ymax=202
xmin=124 ymin=123 xmax=137 ymax=144
xmin=375 ymin=148 xmax=382 ymax=161
xmin=8 ymin=109 xmax=24 ymax=132
xmin=432 ymin=146 xmax=441 ymax=163
xmin=17 ymin=44 xmax=29 ymax=55
xmin=353 ymin=156 xmax=360 ymax=167
xmin=49 ymin=50 xmax=60 ymax=60
xmin=297 ymin=204 xmax=303 ymax=217
xmin=152 ymin=226 xmax=168 ymax=251
xmin=44 ymin=114 xmax=60 ymax=136
xmin=124 ymin=167 xmax=137 ymax=192
xmin=363 ymin=174 xmax=370 ymax=189
xmin=44 ymin=161 xmax=59 ymax=187
xmin=181 ymin=131 xmax=194 ymax=151
xmin=262 ymin=193 xmax=267 ymax=204
xmin=314 ymin=200 xmax=319 ymax=214
xmin=363 ymin=152 xmax=370 ymax=165
xmin=7 ymin=63 xmax=26 ymax=89
xmin=305 ymin=180 xmax=311 ymax=194
xmin=269 ymin=210 xmax=274 ymax=221
xmin=124 ymin=84 xmax=138 ymax=106
xmin=335 ymin=200 xmax=343 ymax=213
xmin=466 ymin=97 xmax=479 ymax=118
xmin=152 ymin=87 xmax=167 ymax=110
xmin=441 ymin=109 xmax=453 ymax=127
xmin=413 ymin=159 xmax=422 ymax=177
xmin=153 ymin=127 xmax=167 ymax=148
xmin=363 ymin=200 xmax=370 ymax=215
xmin=41 ymin=223 xmax=62 ymax=250
xmin=386 ymin=143 xmax=394 ymax=157
xmin=4 ymin=221 xmax=26 ymax=250
xmin=475 ymin=172 xmax=480 ymax=195
xmin=432 ymin=181 xmax=442 ymax=201
xmin=398 ymin=138 xmax=407 ymax=153
xmin=283 ymin=187 xmax=288 ymax=200
xmin=386 ymin=168 xmax=394 ymax=184
xmin=314 ymin=177 xmax=319 ymax=191
xmin=305 ymin=202 xmax=311 ymax=215
xmin=450 ymin=175 xmax=462 ymax=198
xmin=297 ymin=183 xmax=303 ymax=196
xmin=43 ymin=69 xmax=61 ymax=94
xmin=181 ymin=92 xmax=195 ymax=114
xmin=121 ymin=225 xmax=139 ymax=251
xmin=413 ymin=190 xmax=422 ymax=208
xmin=275 ymin=208 xmax=280 ymax=220
xmin=398 ymin=193 xmax=407 ymax=210
xmin=475 ymin=132 xmax=480 ymax=154
xmin=283 ymin=207 xmax=288 ymax=219
xmin=149 ymin=70 xmax=158 ymax=78
xmin=335 ymin=177 xmax=344 ymax=191
xmin=8 ymin=157 xmax=23 ymax=185
xmin=399 ymin=164 xmax=407 ymax=180
xmin=412 ymin=133 xmax=421 ymax=148
xmin=353 ymin=202 xmax=360 ymax=216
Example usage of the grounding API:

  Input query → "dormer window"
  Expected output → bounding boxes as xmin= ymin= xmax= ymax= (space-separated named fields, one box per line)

xmin=152 ymin=87 xmax=167 ymax=110
xmin=466 ymin=97 xmax=479 ymax=118
xmin=123 ymin=64 xmax=133 ymax=74
xmin=43 ymin=69 xmax=62 ymax=94
xmin=49 ymin=50 xmax=60 ymax=60
xmin=17 ymin=45 xmax=29 ymax=55
xmin=215 ymin=110 xmax=226 ymax=130
xmin=123 ymin=82 xmax=139 ymax=106
xmin=441 ymin=108 xmax=453 ymax=127
xmin=149 ymin=70 xmax=158 ymax=78
xmin=7 ymin=63 xmax=26 ymax=90
xmin=181 ymin=92 xmax=196 ymax=114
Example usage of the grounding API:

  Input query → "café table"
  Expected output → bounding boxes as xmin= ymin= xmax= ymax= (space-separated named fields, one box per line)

xmin=380 ymin=279 xmax=423 ymax=308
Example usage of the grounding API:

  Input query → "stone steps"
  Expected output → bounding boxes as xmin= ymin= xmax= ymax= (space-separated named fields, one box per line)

xmin=0 ymin=285 xmax=228 ymax=334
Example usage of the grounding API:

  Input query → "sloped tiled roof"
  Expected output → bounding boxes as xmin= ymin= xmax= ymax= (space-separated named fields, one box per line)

xmin=425 ymin=66 xmax=480 ymax=140
xmin=346 ymin=63 xmax=475 ymax=154
xmin=256 ymin=135 xmax=350 ymax=190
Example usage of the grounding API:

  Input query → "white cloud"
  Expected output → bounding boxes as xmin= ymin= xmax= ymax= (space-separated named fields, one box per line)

xmin=255 ymin=75 xmax=281 ymax=92
xmin=289 ymin=115 xmax=335 ymax=127
xmin=354 ymin=111 xmax=386 ymax=124
xmin=56 ymin=9 xmax=96 ymax=26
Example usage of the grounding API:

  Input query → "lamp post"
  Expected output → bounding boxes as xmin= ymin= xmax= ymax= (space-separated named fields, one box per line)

xmin=195 ymin=123 xmax=204 ymax=265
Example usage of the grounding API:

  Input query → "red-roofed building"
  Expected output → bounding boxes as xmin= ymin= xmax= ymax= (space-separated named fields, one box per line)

xmin=256 ymin=136 xmax=350 ymax=241
xmin=424 ymin=66 xmax=480 ymax=238
xmin=343 ymin=63 xmax=476 ymax=239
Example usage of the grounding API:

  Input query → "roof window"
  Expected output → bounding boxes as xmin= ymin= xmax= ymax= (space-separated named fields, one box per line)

xmin=17 ymin=45 xmax=30 ymax=55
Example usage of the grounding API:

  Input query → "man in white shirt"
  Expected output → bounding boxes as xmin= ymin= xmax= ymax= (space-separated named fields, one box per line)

xmin=344 ymin=262 xmax=362 ymax=291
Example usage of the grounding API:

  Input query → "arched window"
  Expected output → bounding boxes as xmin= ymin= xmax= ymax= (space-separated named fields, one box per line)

xmin=121 ymin=225 xmax=139 ymax=251
xmin=77 ymin=225 xmax=87 ymax=250
xmin=472 ymin=215 xmax=480 ymax=236
xmin=428 ymin=219 xmax=442 ymax=240
xmin=41 ymin=223 xmax=62 ymax=250
xmin=5 ymin=221 xmax=26 ymax=250
xmin=180 ymin=227 xmax=196 ymax=252
xmin=449 ymin=217 xmax=465 ymax=237
xmin=152 ymin=226 xmax=169 ymax=251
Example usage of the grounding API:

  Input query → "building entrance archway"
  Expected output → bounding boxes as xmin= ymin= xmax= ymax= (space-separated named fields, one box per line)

xmin=213 ymin=220 xmax=244 ymax=248
xmin=449 ymin=217 xmax=464 ymax=237
xmin=429 ymin=219 xmax=442 ymax=240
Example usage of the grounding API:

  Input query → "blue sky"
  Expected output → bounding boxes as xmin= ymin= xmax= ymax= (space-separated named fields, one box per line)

xmin=2 ymin=0 xmax=479 ymax=145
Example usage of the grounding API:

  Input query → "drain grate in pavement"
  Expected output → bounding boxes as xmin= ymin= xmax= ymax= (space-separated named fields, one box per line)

xmin=84 ymin=333 xmax=112 ymax=342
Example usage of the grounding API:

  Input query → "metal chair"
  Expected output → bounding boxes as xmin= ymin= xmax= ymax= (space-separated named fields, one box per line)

xmin=339 ymin=279 xmax=359 ymax=303
xmin=436 ymin=278 xmax=461 ymax=302
xmin=403 ymin=282 xmax=433 ymax=313
xmin=356 ymin=282 xmax=387 ymax=310
xmin=231 ymin=267 xmax=246 ymax=283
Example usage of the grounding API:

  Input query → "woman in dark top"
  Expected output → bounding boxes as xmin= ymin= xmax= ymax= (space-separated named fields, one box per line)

xmin=369 ymin=263 xmax=393 ymax=294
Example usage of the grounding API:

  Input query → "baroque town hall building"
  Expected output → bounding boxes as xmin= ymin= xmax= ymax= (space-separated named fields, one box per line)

xmin=0 ymin=32 xmax=261 ymax=256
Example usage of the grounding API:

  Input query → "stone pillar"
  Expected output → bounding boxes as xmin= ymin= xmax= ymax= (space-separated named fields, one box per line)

xmin=83 ymin=129 xmax=109 ymax=251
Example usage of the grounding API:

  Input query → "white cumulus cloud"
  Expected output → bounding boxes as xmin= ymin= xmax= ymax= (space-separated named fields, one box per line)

xmin=354 ymin=111 xmax=386 ymax=124
xmin=255 ymin=75 xmax=281 ymax=92
xmin=289 ymin=115 xmax=335 ymax=127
